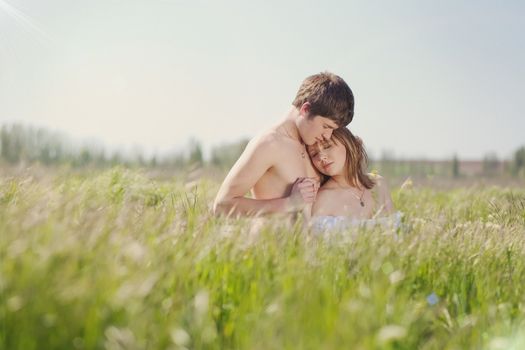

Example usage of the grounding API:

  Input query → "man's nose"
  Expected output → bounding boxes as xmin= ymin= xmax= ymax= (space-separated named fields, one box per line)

xmin=323 ymin=130 xmax=333 ymax=139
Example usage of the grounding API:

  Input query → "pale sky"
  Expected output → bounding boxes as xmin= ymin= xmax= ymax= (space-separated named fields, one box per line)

xmin=0 ymin=0 xmax=524 ymax=159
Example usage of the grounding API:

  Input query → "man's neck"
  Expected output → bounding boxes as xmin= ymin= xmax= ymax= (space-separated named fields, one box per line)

xmin=277 ymin=107 xmax=303 ymax=144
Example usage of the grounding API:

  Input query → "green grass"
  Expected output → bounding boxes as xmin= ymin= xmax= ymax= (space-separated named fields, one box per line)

xmin=1 ymin=167 xmax=524 ymax=349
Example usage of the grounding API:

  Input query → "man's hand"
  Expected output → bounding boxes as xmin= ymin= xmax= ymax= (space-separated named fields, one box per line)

xmin=287 ymin=177 xmax=320 ymax=212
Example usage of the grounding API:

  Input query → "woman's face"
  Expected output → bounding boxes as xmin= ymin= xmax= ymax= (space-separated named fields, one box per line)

xmin=307 ymin=137 xmax=347 ymax=176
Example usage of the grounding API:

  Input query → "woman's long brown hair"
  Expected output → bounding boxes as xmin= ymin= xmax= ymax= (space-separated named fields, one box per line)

xmin=322 ymin=127 xmax=375 ymax=189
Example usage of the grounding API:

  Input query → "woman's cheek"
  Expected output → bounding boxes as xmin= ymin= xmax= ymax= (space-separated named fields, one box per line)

xmin=314 ymin=160 xmax=323 ymax=171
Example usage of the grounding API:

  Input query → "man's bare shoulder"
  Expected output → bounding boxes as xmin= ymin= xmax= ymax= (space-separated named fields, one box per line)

xmin=247 ymin=129 xmax=292 ymax=154
xmin=253 ymin=128 xmax=290 ymax=145
xmin=242 ymin=130 xmax=275 ymax=153
xmin=235 ymin=130 xmax=286 ymax=170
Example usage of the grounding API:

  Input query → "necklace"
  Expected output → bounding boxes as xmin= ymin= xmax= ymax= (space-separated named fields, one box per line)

xmin=332 ymin=180 xmax=365 ymax=207
xmin=354 ymin=190 xmax=366 ymax=207
xmin=278 ymin=124 xmax=306 ymax=159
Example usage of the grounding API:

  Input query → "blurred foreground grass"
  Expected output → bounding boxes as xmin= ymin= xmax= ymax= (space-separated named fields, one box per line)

xmin=1 ymin=167 xmax=525 ymax=349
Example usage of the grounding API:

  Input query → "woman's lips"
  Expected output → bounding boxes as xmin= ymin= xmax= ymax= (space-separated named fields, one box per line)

xmin=322 ymin=162 xmax=333 ymax=170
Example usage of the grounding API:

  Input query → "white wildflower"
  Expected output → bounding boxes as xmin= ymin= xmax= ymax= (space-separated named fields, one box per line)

xmin=7 ymin=295 xmax=23 ymax=312
xmin=377 ymin=325 xmax=407 ymax=343
xmin=389 ymin=270 xmax=405 ymax=284
xmin=194 ymin=290 xmax=209 ymax=316
xmin=170 ymin=328 xmax=190 ymax=346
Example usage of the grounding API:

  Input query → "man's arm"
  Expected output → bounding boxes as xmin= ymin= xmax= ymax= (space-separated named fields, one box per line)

xmin=213 ymin=136 xmax=314 ymax=217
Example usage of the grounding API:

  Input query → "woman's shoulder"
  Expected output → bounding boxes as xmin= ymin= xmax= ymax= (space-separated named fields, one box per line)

xmin=316 ymin=186 xmax=340 ymax=200
xmin=312 ymin=186 xmax=344 ymax=216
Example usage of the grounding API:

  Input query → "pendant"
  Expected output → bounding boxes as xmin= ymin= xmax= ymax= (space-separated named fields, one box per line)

xmin=301 ymin=151 xmax=305 ymax=159
xmin=360 ymin=200 xmax=365 ymax=207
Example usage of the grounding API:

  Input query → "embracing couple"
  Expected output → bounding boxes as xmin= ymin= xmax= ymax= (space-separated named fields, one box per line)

xmin=213 ymin=72 xmax=398 ymax=231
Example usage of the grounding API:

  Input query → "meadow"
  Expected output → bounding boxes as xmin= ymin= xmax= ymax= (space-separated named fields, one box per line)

xmin=1 ymin=166 xmax=525 ymax=349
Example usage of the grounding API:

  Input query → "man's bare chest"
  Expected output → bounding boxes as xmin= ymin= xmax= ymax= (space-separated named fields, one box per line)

xmin=269 ymin=149 xmax=318 ymax=181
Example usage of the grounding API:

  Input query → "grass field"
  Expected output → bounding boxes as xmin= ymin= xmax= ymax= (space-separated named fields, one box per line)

xmin=1 ymin=167 xmax=525 ymax=349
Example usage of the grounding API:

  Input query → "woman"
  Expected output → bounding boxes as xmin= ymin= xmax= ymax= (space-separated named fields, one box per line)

xmin=306 ymin=127 xmax=401 ymax=232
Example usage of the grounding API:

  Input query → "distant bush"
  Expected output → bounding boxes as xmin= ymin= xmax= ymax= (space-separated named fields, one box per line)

xmin=514 ymin=146 xmax=525 ymax=177
xmin=210 ymin=139 xmax=249 ymax=169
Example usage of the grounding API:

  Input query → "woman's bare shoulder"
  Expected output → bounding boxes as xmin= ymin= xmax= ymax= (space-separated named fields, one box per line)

xmin=315 ymin=187 xmax=339 ymax=203
xmin=312 ymin=187 xmax=340 ymax=215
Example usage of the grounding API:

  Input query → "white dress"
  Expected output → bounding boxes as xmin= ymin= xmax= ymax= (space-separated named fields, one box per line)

xmin=310 ymin=211 xmax=403 ymax=234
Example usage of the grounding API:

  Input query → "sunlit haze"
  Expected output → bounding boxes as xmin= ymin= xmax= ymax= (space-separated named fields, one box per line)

xmin=1 ymin=0 xmax=523 ymax=159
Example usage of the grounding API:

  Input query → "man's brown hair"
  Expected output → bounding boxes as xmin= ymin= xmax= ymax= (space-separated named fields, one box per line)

xmin=292 ymin=72 xmax=354 ymax=127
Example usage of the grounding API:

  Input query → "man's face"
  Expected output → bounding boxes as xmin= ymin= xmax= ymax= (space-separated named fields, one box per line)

xmin=298 ymin=115 xmax=339 ymax=146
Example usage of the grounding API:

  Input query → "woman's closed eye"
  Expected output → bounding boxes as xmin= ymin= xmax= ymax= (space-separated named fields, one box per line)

xmin=320 ymin=139 xmax=333 ymax=149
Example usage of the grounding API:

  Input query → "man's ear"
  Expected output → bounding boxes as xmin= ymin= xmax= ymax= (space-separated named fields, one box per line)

xmin=299 ymin=102 xmax=311 ymax=117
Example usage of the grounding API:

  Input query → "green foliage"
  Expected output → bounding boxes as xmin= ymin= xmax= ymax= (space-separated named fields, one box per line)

xmin=188 ymin=138 xmax=204 ymax=165
xmin=0 ymin=124 xmax=66 ymax=164
xmin=483 ymin=152 xmax=500 ymax=177
xmin=210 ymin=139 xmax=249 ymax=169
xmin=1 ymin=171 xmax=525 ymax=349
xmin=513 ymin=146 xmax=525 ymax=176
xmin=0 ymin=123 xmax=112 ymax=168
xmin=1 ymin=122 xmax=524 ymax=182
xmin=452 ymin=154 xmax=460 ymax=178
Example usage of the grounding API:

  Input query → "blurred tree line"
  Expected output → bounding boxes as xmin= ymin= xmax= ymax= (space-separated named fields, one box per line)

xmin=371 ymin=148 xmax=525 ymax=178
xmin=1 ymin=123 xmax=524 ymax=178
xmin=0 ymin=123 xmax=248 ymax=170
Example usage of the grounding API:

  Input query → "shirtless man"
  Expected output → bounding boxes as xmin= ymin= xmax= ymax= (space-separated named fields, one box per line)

xmin=213 ymin=72 xmax=355 ymax=217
